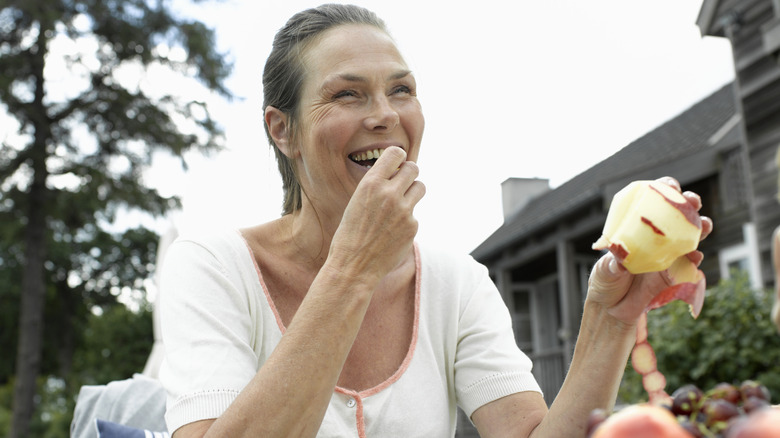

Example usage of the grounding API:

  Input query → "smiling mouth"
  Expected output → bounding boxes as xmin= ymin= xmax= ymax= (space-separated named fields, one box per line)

xmin=349 ymin=148 xmax=386 ymax=168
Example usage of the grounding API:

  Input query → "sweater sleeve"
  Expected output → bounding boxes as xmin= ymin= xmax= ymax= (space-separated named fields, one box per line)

xmin=158 ymin=233 xmax=260 ymax=434
xmin=453 ymin=258 xmax=542 ymax=418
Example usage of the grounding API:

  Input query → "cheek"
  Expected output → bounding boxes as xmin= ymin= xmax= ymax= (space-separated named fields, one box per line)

xmin=308 ymin=107 xmax=355 ymax=147
xmin=404 ymin=106 xmax=425 ymax=161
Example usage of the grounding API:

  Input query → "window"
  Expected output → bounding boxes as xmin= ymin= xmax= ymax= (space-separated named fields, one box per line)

xmin=512 ymin=288 xmax=533 ymax=354
xmin=719 ymin=223 xmax=763 ymax=290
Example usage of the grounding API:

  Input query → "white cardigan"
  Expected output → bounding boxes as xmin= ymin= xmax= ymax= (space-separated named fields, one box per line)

xmin=159 ymin=229 xmax=541 ymax=437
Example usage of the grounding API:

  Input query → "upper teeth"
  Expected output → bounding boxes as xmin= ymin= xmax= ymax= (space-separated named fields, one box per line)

xmin=350 ymin=148 xmax=385 ymax=162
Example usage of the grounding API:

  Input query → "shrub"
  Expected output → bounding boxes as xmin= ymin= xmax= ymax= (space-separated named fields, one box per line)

xmin=618 ymin=271 xmax=780 ymax=404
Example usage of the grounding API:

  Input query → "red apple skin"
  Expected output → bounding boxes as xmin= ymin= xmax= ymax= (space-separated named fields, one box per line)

xmin=649 ymin=183 xmax=701 ymax=228
xmin=725 ymin=407 xmax=780 ymax=437
xmin=591 ymin=404 xmax=692 ymax=438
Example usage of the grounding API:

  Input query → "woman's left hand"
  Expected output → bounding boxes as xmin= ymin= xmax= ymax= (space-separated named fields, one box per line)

xmin=585 ymin=177 xmax=714 ymax=326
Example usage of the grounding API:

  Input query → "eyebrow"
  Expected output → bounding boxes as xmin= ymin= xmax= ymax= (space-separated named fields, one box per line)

xmin=329 ymin=69 xmax=413 ymax=83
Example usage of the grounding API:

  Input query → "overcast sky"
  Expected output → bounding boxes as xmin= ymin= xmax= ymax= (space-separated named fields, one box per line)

xmin=135 ymin=0 xmax=735 ymax=254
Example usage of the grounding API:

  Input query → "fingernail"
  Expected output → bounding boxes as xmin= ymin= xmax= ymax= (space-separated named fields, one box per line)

xmin=608 ymin=255 xmax=621 ymax=275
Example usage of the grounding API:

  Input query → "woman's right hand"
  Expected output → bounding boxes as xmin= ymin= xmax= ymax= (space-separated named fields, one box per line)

xmin=327 ymin=146 xmax=426 ymax=286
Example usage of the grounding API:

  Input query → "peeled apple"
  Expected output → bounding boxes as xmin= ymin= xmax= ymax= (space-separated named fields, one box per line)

xmin=592 ymin=179 xmax=708 ymax=405
xmin=592 ymin=180 xmax=702 ymax=274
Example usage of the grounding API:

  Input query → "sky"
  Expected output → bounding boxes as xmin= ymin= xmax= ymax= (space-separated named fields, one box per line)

xmin=142 ymin=0 xmax=736 ymax=255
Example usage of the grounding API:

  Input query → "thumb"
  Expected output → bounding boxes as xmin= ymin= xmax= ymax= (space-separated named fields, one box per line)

xmin=369 ymin=146 xmax=406 ymax=179
xmin=589 ymin=252 xmax=631 ymax=301
xmin=593 ymin=252 xmax=624 ymax=281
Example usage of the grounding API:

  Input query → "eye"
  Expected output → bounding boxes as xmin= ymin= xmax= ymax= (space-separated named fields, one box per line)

xmin=391 ymin=85 xmax=413 ymax=95
xmin=333 ymin=89 xmax=358 ymax=99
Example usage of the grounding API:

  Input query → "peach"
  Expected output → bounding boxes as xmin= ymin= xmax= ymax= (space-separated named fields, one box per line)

xmin=591 ymin=404 xmax=691 ymax=438
xmin=725 ymin=407 xmax=780 ymax=437
xmin=593 ymin=180 xmax=702 ymax=274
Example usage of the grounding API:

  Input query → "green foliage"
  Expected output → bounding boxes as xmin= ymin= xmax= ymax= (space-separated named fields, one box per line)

xmin=0 ymin=306 xmax=153 ymax=438
xmin=619 ymin=271 xmax=780 ymax=404
xmin=0 ymin=227 xmax=159 ymax=384
xmin=0 ymin=0 xmax=232 ymax=435
xmin=0 ymin=379 xmax=12 ymax=435
xmin=71 ymin=304 xmax=154 ymax=387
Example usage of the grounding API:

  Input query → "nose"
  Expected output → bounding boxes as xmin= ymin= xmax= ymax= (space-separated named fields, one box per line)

xmin=364 ymin=95 xmax=399 ymax=131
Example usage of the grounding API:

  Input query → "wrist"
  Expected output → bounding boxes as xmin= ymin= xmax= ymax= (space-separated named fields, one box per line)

xmin=573 ymin=300 xmax=638 ymax=366
xmin=318 ymin=257 xmax=381 ymax=298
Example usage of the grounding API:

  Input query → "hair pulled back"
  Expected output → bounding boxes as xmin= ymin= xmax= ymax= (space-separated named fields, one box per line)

xmin=263 ymin=4 xmax=388 ymax=215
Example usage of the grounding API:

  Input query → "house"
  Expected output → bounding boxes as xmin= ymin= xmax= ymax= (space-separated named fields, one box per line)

xmin=468 ymin=0 xmax=780 ymax=408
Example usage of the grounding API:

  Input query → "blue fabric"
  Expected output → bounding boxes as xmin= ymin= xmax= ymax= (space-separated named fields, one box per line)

xmin=96 ymin=419 xmax=170 ymax=438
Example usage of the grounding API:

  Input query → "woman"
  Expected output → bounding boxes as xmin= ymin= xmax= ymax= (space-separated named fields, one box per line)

xmin=159 ymin=4 xmax=713 ymax=437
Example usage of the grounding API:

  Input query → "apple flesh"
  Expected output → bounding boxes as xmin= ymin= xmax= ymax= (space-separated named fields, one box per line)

xmin=593 ymin=180 xmax=702 ymax=274
xmin=590 ymin=404 xmax=691 ymax=438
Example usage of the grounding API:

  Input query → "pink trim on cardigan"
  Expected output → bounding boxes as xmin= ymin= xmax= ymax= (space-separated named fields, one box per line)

xmin=240 ymin=235 xmax=287 ymax=334
xmin=242 ymin=236 xmax=421 ymax=438
xmin=354 ymin=242 xmax=421 ymax=398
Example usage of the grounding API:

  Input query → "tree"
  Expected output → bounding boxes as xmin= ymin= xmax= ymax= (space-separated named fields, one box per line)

xmin=0 ymin=1 xmax=232 ymax=436
xmin=618 ymin=271 xmax=780 ymax=404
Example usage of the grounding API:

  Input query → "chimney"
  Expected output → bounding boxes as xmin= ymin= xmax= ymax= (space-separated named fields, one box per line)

xmin=501 ymin=177 xmax=551 ymax=221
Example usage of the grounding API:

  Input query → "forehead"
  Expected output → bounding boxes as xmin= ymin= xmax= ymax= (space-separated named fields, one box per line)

xmin=301 ymin=24 xmax=409 ymax=81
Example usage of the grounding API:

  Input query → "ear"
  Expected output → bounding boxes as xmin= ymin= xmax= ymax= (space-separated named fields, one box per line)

xmin=265 ymin=106 xmax=297 ymax=158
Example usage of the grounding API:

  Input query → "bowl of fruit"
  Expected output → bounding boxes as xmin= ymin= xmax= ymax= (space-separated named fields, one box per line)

xmin=586 ymin=380 xmax=779 ymax=437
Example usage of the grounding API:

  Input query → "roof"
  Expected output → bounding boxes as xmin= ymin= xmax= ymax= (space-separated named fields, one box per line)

xmin=471 ymin=82 xmax=738 ymax=261
xmin=697 ymin=0 xmax=724 ymax=37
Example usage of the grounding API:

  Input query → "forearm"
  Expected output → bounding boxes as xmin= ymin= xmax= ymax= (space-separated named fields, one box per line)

xmin=203 ymin=263 xmax=376 ymax=438
xmin=530 ymin=299 xmax=636 ymax=437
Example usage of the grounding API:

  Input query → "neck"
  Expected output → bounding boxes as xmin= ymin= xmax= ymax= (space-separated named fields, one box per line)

xmin=282 ymin=201 xmax=342 ymax=271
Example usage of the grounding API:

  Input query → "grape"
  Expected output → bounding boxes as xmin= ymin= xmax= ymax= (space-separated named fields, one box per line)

xmin=702 ymin=398 xmax=740 ymax=427
xmin=741 ymin=396 xmax=770 ymax=414
xmin=678 ymin=418 xmax=705 ymax=437
xmin=739 ymin=380 xmax=771 ymax=404
xmin=710 ymin=382 xmax=741 ymax=405
xmin=671 ymin=384 xmax=703 ymax=416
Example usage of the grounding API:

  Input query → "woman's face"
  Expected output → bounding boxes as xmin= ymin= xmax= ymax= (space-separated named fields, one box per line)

xmin=292 ymin=24 xmax=424 ymax=215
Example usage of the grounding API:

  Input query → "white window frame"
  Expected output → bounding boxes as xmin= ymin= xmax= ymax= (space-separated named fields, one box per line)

xmin=718 ymin=222 xmax=763 ymax=290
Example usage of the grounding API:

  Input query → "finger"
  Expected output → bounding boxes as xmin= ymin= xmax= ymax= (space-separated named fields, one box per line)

xmin=655 ymin=176 xmax=681 ymax=192
xmin=687 ymin=250 xmax=704 ymax=267
xmin=587 ymin=252 xmax=632 ymax=305
xmin=591 ymin=251 xmax=626 ymax=282
xmin=369 ymin=146 xmax=407 ymax=179
xmin=393 ymin=159 xmax=420 ymax=182
xmin=699 ymin=216 xmax=713 ymax=241
xmin=682 ymin=190 xmax=702 ymax=211
xmin=405 ymin=180 xmax=426 ymax=205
